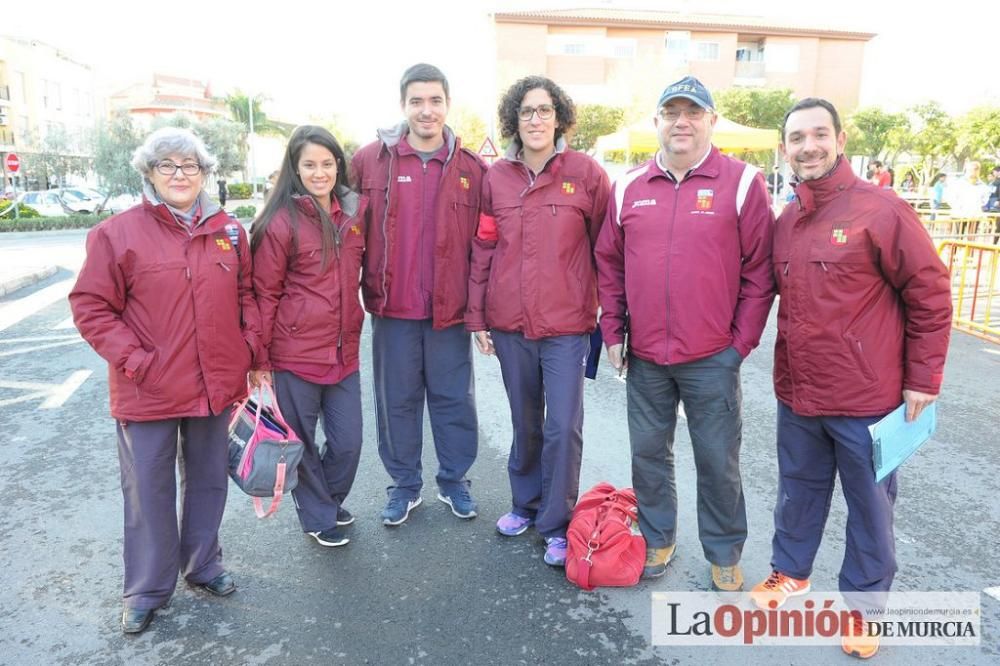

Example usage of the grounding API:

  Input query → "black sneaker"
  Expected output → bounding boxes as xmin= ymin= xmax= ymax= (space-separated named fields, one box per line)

xmin=307 ymin=528 xmax=349 ymax=547
xmin=336 ymin=508 xmax=355 ymax=526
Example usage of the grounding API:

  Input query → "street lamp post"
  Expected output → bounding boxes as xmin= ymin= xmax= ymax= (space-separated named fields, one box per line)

xmin=247 ymin=95 xmax=257 ymax=197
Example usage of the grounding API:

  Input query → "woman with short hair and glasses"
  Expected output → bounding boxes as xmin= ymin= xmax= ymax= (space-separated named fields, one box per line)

xmin=250 ymin=126 xmax=368 ymax=549
xmin=70 ymin=127 xmax=261 ymax=635
xmin=466 ymin=75 xmax=610 ymax=567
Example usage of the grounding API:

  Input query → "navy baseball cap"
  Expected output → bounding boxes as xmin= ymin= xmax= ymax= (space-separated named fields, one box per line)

xmin=657 ymin=76 xmax=714 ymax=110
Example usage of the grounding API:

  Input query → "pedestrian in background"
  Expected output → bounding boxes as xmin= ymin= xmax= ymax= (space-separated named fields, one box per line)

xmin=466 ymin=75 xmax=610 ymax=567
xmin=595 ymin=76 xmax=775 ymax=591
xmin=217 ymin=177 xmax=227 ymax=208
xmin=251 ymin=126 xmax=368 ymax=548
xmin=749 ymin=98 xmax=952 ymax=660
xmin=70 ymin=127 xmax=261 ymax=635
xmin=352 ymin=64 xmax=486 ymax=526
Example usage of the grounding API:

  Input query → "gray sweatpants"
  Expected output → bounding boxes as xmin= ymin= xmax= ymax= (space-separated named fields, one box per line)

xmin=115 ymin=409 xmax=231 ymax=610
xmin=626 ymin=348 xmax=747 ymax=566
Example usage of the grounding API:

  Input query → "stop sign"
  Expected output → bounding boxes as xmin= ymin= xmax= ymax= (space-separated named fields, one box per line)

xmin=4 ymin=153 xmax=19 ymax=173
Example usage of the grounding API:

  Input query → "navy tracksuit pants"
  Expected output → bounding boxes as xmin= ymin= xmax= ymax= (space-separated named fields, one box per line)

xmin=371 ymin=317 xmax=478 ymax=499
xmin=273 ymin=370 xmax=362 ymax=533
xmin=771 ymin=401 xmax=898 ymax=596
xmin=492 ymin=331 xmax=589 ymax=539
xmin=115 ymin=410 xmax=231 ymax=610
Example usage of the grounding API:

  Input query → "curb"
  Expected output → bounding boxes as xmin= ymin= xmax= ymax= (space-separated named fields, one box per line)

xmin=0 ymin=265 xmax=58 ymax=298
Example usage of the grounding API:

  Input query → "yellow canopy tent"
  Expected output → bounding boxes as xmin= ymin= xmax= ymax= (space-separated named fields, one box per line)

xmin=595 ymin=116 xmax=779 ymax=156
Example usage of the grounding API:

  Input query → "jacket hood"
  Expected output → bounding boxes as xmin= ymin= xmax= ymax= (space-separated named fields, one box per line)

xmin=503 ymin=136 xmax=568 ymax=163
xmin=142 ymin=179 xmax=223 ymax=225
xmin=290 ymin=186 xmax=361 ymax=219
xmin=376 ymin=122 xmax=458 ymax=162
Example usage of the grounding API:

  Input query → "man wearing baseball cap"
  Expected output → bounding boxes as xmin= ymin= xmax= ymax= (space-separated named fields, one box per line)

xmin=595 ymin=76 xmax=775 ymax=590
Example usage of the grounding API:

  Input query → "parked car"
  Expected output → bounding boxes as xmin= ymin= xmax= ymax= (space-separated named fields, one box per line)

xmin=58 ymin=188 xmax=104 ymax=214
xmin=16 ymin=190 xmax=71 ymax=217
xmin=102 ymin=193 xmax=142 ymax=213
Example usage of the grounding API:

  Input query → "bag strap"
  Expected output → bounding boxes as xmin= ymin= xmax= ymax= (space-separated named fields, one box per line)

xmin=252 ymin=460 xmax=287 ymax=519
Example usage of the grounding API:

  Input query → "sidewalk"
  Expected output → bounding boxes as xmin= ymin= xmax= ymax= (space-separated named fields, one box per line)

xmin=0 ymin=264 xmax=57 ymax=297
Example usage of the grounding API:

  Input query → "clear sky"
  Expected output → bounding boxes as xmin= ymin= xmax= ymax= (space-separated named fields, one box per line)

xmin=5 ymin=0 xmax=997 ymax=142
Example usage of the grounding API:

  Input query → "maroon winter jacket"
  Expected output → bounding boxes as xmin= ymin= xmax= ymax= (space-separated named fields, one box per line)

xmin=251 ymin=192 xmax=368 ymax=372
xmin=351 ymin=124 xmax=486 ymax=329
xmin=596 ymin=147 xmax=775 ymax=365
xmin=773 ymin=157 xmax=952 ymax=417
xmin=466 ymin=145 xmax=610 ymax=338
xmin=70 ymin=196 xmax=262 ymax=421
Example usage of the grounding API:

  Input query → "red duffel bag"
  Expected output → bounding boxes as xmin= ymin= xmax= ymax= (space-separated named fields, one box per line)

xmin=565 ymin=482 xmax=646 ymax=591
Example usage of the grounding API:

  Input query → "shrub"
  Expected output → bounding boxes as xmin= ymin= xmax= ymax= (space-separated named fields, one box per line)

xmin=228 ymin=183 xmax=253 ymax=199
xmin=0 ymin=203 xmax=42 ymax=220
xmin=232 ymin=205 xmax=257 ymax=219
xmin=0 ymin=213 xmax=110 ymax=232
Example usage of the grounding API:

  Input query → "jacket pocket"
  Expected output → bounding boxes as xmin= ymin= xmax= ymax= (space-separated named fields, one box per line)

xmin=844 ymin=331 xmax=878 ymax=383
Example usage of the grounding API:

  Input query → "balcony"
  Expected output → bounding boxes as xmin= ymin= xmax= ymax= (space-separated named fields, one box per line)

xmin=734 ymin=60 xmax=765 ymax=79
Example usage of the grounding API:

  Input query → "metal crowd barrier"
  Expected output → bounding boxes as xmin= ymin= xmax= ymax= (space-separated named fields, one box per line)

xmin=937 ymin=241 xmax=1000 ymax=343
xmin=922 ymin=215 xmax=1000 ymax=244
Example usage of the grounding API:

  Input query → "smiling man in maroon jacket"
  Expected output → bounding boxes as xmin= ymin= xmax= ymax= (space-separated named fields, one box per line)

xmin=352 ymin=64 xmax=486 ymax=527
xmin=749 ymin=98 xmax=952 ymax=660
xmin=595 ymin=76 xmax=775 ymax=591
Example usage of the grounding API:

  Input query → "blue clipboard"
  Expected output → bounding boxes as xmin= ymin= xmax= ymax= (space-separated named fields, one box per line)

xmin=868 ymin=402 xmax=937 ymax=482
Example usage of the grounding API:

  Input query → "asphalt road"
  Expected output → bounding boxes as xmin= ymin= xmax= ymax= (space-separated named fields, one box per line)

xmin=0 ymin=231 xmax=997 ymax=665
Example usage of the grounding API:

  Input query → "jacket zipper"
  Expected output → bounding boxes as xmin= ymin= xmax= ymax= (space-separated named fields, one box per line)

xmin=380 ymin=150 xmax=395 ymax=312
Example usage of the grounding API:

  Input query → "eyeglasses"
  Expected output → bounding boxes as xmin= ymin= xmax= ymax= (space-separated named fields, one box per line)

xmin=658 ymin=107 xmax=709 ymax=122
xmin=155 ymin=161 xmax=203 ymax=176
xmin=518 ymin=104 xmax=556 ymax=122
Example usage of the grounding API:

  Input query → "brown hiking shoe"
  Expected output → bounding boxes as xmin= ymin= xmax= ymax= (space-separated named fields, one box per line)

xmin=711 ymin=564 xmax=744 ymax=591
xmin=642 ymin=544 xmax=677 ymax=578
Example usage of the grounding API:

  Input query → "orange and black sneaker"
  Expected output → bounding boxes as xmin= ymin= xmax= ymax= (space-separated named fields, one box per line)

xmin=842 ymin=615 xmax=880 ymax=659
xmin=749 ymin=570 xmax=811 ymax=609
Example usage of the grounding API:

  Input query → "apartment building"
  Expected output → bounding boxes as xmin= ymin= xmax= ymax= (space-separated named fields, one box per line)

xmin=494 ymin=8 xmax=875 ymax=112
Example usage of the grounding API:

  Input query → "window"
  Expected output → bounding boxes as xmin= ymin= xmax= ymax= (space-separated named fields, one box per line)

xmin=563 ymin=43 xmax=586 ymax=55
xmin=693 ymin=41 xmax=720 ymax=61
xmin=665 ymin=31 xmax=690 ymax=65
xmin=15 ymin=71 xmax=27 ymax=104
xmin=608 ymin=38 xmax=637 ymax=59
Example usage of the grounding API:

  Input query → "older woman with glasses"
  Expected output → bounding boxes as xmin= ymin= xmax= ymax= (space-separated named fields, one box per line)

xmin=70 ymin=127 xmax=261 ymax=635
xmin=466 ymin=75 xmax=610 ymax=567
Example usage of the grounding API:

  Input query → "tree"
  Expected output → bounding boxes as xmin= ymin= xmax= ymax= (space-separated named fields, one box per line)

xmin=569 ymin=104 xmax=625 ymax=152
xmin=714 ymin=88 xmax=796 ymax=131
xmin=957 ymin=106 xmax=1000 ymax=164
xmin=23 ymin=126 xmax=90 ymax=189
xmin=448 ymin=106 xmax=489 ymax=155
xmin=92 ymin=109 xmax=144 ymax=198
xmin=907 ymin=102 xmax=957 ymax=180
xmin=225 ymin=91 xmax=289 ymax=137
xmin=153 ymin=113 xmax=248 ymax=178
xmin=847 ymin=107 xmax=909 ymax=160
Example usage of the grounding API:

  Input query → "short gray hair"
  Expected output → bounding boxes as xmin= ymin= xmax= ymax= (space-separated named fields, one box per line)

xmin=131 ymin=127 xmax=218 ymax=177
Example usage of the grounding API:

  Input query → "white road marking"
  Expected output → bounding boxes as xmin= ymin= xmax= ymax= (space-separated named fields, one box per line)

xmin=985 ymin=587 xmax=1000 ymax=602
xmin=0 ymin=334 xmax=79 ymax=344
xmin=0 ymin=278 xmax=73 ymax=333
xmin=40 ymin=370 xmax=92 ymax=408
xmin=0 ymin=370 xmax=93 ymax=409
xmin=0 ymin=339 xmax=85 ymax=357
xmin=53 ymin=316 xmax=77 ymax=330
xmin=0 ymin=391 xmax=51 ymax=409
xmin=984 ymin=348 xmax=1000 ymax=357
